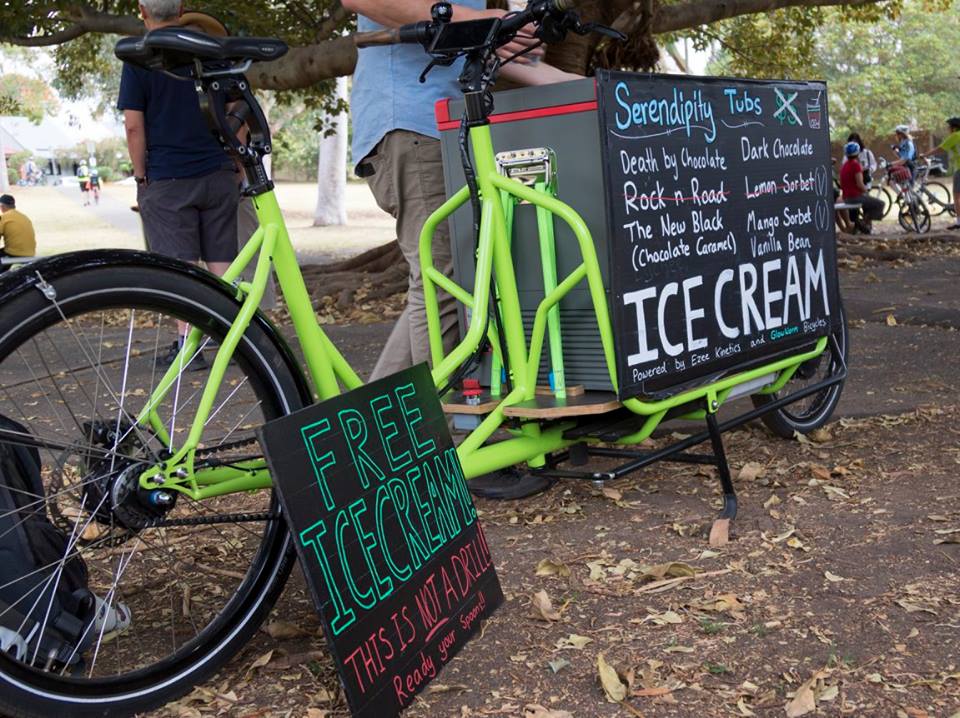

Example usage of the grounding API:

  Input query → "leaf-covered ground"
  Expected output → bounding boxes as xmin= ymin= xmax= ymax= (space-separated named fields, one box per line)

xmin=155 ymin=404 xmax=960 ymax=718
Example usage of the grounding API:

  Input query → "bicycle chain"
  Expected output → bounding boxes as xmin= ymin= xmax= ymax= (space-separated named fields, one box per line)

xmin=135 ymin=510 xmax=280 ymax=529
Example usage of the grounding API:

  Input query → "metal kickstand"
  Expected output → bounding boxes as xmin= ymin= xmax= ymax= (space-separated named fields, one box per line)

xmin=704 ymin=406 xmax=737 ymax=546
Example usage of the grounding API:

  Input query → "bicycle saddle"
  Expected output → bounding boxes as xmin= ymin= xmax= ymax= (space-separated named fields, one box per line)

xmin=115 ymin=28 xmax=288 ymax=73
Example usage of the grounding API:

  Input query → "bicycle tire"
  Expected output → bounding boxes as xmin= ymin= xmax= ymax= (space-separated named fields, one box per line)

xmin=750 ymin=306 xmax=847 ymax=438
xmin=867 ymin=185 xmax=893 ymax=219
xmin=923 ymin=180 xmax=952 ymax=216
xmin=898 ymin=199 xmax=931 ymax=233
xmin=0 ymin=251 xmax=308 ymax=717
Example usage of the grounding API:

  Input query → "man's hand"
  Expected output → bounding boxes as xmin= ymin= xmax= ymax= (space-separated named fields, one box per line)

xmin=471 ymin=8 xmax=544 ymax=64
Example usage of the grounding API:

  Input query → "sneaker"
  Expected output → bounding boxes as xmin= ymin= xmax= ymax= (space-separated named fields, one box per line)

xmin=92 ymin=595 xmax=132 ymax=642
xmin=947 ymin=223 xmax=960 ymax=230
xmin=155 ymin=340 xmax=209 ymax=372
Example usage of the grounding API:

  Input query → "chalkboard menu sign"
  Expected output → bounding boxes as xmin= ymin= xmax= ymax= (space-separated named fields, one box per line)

xmin=596 ymin=71 xmax=841 ymax=399
xmin=260 ymin=364 xmax=503 ymax=718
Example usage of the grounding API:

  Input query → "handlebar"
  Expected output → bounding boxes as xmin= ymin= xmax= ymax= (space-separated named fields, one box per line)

xmin=354 ymin=0 xmax=609 ymax=52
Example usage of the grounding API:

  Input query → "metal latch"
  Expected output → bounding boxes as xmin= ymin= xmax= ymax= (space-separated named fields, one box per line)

xmin=495 ymin=147 xmax=557 ymax=192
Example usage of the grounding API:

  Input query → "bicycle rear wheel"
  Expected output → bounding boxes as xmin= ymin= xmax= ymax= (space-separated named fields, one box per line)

xmin=0 ymin=253 xmax=307 ymax=717
xmin=923 ymin=181 xmax=952 ymax=216
xmin=750 ymin=307 xmax=847 ymax=438
xmin=867 ymin=185 xmax=893 ymax=219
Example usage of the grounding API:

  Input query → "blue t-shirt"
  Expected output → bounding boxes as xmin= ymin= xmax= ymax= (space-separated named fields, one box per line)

xmin=351 ymin=0 xmax=485 ymax=167
xmin=117 ymin=63 xmax=232 ymax=181
xmin=897 ymin=137 xmax=916 ymax=162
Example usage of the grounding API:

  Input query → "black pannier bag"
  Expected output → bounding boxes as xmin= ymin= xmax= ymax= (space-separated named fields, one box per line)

xmin=0 ymin=415 xmax=96 ymax=668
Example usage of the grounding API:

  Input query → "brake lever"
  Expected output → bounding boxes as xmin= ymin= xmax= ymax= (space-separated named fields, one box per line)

xmin=577 ymin=21 xmax=627 ymax=41
xmin=419 ymin=54 xmax=458 ymax=83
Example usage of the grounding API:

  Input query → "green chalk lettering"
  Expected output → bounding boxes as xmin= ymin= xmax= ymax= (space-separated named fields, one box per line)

xmin=434 ymin=447 xmax=476 ymax=528
xmin=420 ymin=460 xmax=456 ymax=542
xmin=299 ymin=519 xmax=355 ymax=635
xmin=374 ymin=484 xmax=413 ymax=582
xmin=407 ymin=465 xmax=443 ymax=553
xmin=348 ymin=497 xmax=393 ymax=602
xmin=370 ymin=393 xmax=412 ymax=473
xmin=335 ymin=508 xmax=376 ymax=610
xmin=300 ymin=419 xmax=337 ymax=511
xmin=395 ymin=383 xmax=435 ymax=459
xmin=388 ymin=476 xmax=432 ymax=568
xmin=338 ymin=408 xmax=385 ymax=489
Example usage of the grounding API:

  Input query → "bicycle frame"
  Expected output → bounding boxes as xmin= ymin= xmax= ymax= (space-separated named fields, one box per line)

xmin=135 ymin=120 xmax=832 ymax=501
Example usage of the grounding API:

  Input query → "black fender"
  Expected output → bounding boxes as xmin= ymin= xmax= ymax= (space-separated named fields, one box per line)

xmin=0 ymin=249 xmax=314 ymax=407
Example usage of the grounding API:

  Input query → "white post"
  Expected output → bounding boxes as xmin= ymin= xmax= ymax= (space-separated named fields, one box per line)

xmin=313 ymin=76 xmax=348 ymax=227
xmin=0 ymin=119 xmax=9 ymax=193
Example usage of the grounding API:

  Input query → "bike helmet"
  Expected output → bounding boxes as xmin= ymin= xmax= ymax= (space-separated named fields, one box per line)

xmin=894 ymin=124 xmax=911 ymax=136
xmin=947 ymin=117 xmax=960 ymax=130
xmin=844 ymin=141 xmax=860 ymax=157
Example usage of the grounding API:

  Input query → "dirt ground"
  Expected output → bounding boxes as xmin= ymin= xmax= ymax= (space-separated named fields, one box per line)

xmin=156 ymin=406 xmax=960 ymax=718
xmin=148 ymin=235 xmax=960 ymax=718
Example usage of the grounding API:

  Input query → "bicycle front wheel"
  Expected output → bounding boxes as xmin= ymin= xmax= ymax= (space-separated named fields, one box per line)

xmin=923 ymin=181 xmax=952 ymax=216
xmin=898 ymin=199 xmax=931 ymax=233
xmin=0 ymin=253 xmax=307 ymax=717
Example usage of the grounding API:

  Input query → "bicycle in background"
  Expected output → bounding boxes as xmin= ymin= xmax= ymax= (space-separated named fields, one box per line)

xmin=913 ymin=158 xmax=954 ymax=217
xmin=877 ymin=157 xmax=931 ymax=233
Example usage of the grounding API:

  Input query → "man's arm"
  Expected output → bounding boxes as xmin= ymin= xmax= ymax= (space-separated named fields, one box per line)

xmin=123 ymin=110 xmax=147 ymax=179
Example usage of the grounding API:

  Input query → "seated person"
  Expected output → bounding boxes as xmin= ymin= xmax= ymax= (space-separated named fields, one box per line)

xmin=0 ymin=195 xmax=36 ymax=272
xmin=839 ymin=142 xmax=885 ymax=234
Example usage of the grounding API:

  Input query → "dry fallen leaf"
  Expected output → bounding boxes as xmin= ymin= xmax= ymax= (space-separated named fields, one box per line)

xmin=535 ymin=558 xmax=572 ymax=578
xmin=710 ymin=518 xmax=730 ymax=547
xmin=738 ymin=462 xmax=764 ymax=481
xmin=886 ymin=314 xmax=897 ymax=326
xmin=263 ymin=620 xmax=306 ymax=640
xmin=597 ymin=653 xmax=627 ymax=703
xmin=244 ymin=650 xmax=274 ymax=681
xmin=601 ymin=486 xmax=623 ymax=501
xmin=531 ymin=590 xmax=562 ymax=622
xmin=641 ymin=562 xmax=697 ymax=581
xmin=784 ymin=671 xmax=823 ymax=717
xmin=524 ymin=705 xmax=574 ymax=718
xmin=556 ymin=633 xmax=593 ymax=650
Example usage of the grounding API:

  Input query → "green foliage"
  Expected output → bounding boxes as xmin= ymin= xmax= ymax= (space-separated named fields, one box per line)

xmin=272 ymin=110 xmax=322 ymax=181
xmin=0 ymin=72 xmax=59 ymax=122
xmin=2 ymin=2 xmax=352 ymax=116
xmin=811 ymin=0 xmax=960 ymax=138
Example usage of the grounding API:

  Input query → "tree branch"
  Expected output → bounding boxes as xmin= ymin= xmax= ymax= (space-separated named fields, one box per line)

xmin=652 ymin=0 xmax=882 ymax=34
xmin=1 ymin=6 xmax=143 ymax=47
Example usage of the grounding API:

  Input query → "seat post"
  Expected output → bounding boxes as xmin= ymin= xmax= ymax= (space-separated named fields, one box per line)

xmin=197 ymin=72 xmax=274 ymax=197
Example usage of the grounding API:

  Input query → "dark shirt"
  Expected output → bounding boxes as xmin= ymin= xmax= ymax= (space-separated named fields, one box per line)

xmin=117 ymin=63 xmax=231 ymax=181
xmin=839 ymin=158 xmax=864 ymax=200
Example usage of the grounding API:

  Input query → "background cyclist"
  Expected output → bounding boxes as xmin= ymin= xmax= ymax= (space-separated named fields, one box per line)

xmin=890 ymin=124 xmax=917 ymax=178
xmin=920 ymin=116 xmax=960 ymax=229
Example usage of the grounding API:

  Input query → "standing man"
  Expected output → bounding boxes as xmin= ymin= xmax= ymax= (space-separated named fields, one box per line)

xmin=341 ymin=0 xmax=578 ymax=498
xmin=0 ymin=195 xmax=36 ymax=273
xmin=341 ymin=0 xmax=577 ymax=382
xmin=118 ymin=0 xmax=241 ymax=368
xmin=921 ymin=116 xmax=960 ymax=229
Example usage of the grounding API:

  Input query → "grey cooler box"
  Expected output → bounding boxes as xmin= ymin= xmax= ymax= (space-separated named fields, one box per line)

xmin=437 ymin=78 xmax=613 ymax=392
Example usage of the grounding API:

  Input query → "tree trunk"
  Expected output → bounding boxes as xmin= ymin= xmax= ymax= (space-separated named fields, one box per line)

xmin=313 ymin=76 xmax=348 ymax=227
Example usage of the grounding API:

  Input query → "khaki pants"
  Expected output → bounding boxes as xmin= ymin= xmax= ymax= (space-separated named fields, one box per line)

xmin=364 ymin=131 xmax=460 ymax=380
